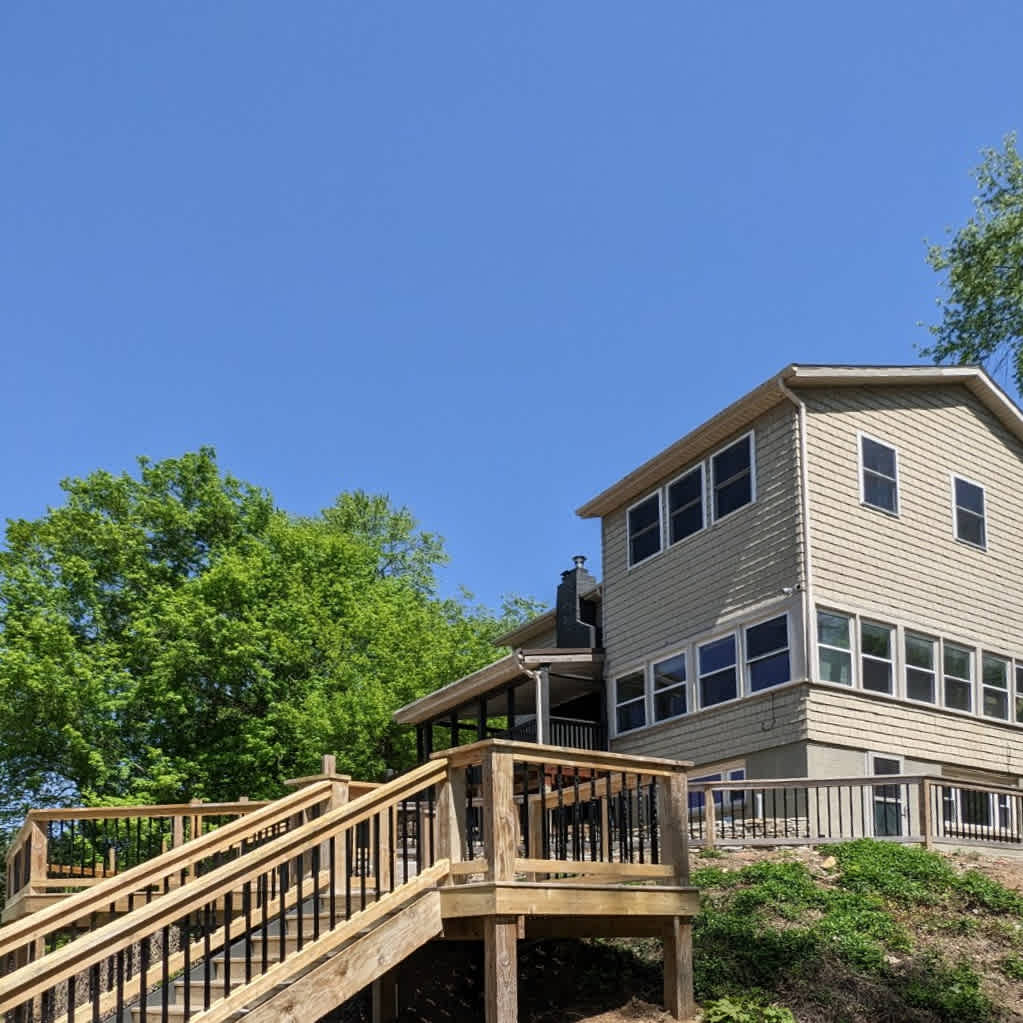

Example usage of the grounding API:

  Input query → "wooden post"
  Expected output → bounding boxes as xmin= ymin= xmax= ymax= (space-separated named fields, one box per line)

xmin=702 ymin=788 xmax=717 ymax=852
xmin=537 ymin=665 xmax=551 ymax=746
xmin=171 ymin=812 xmax=184 ymax=850
xmin=482 ymin=752 xmax=516 ymax=882
xmin=371 ymin=967 xmax=400 ymax=1023
xmin=920 ymin=779 xmax=933 ymax=849
xmin=189 ymin=798 xmax=202 ymax=846
xmin=27 ymin=820 xmax=47 ymax=896
xmin=663 ymin=917 xmax=695 ymax=1021
xmin=656 ymin=773 xmax=690 ymax=886
xmin=436 ymin=764 xmax=467 ymax=881
xmin=484 ymin=915 xmax=519 ymax=1023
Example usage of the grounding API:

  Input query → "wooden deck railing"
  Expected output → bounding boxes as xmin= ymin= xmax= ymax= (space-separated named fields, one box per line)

xmin=688 ymin=774 xmax=1023 ymax=851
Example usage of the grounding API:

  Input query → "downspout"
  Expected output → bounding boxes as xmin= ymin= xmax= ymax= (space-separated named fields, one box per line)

xmin=517 ymin=651 xmax=546 ymax=744
xmin=776 ymin=373 xmax=815 ymax=685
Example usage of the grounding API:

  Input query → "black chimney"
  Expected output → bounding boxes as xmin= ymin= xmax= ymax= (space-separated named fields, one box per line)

xmin=555 ymin=555 xmax=600 ymax=648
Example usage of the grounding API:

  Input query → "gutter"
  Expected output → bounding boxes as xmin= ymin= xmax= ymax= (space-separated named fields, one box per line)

xmin=776 ymin=372 xmax=816 ymax=685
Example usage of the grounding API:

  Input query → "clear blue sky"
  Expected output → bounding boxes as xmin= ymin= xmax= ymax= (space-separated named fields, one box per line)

xmin=3 ymin=3 xmax=1020 ymax=610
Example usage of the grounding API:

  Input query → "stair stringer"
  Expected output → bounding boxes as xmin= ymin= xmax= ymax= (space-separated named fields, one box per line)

xmin=189 ymin=861 xmax=449 ymax=1023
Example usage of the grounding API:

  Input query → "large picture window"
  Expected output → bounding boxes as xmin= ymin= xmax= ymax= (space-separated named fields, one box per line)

xmin=653 ymin=653 xmax=687 ymax=721
xmin=699 ymin=635 xmax=737 ymax=708
xmin=745 ymin=615 xmax=790 ymax=692
xmin=627 ymin=493 xmax=661 ymax=567
xmin=667 ymin=466 xmax=704 ymax=545
xmin=860 ymin=435 xmax=898 ymax=514
xmin=711 ymin=434 xmax=754 ymax=521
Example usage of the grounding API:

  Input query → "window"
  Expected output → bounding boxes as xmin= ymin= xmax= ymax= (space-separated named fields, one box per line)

xmin=944 ymin=643 xmax=973 ymax=712
xmin=817 ymin=610 xmax=853 ymax=684
xmin=614 ymin=670 xmax=646 ymax=732
xmin=699 ymin=635 xmax=737 ymax=708
xmin=953 ymin=476 xmax=986 ymax=548
xmin=942 ymin=787 xmax=1012 ymax=833
xmin=905 ymin=633 xmax=937 ymax=703
xmin=860 ymin=621 xmax=894 ymax=694
xmin=627 ymin=493 xmax=661 ymax=566
xmin=869 ymin=754 xmax=903 ymax=837
xmin=667 ymin=466 xmax=704 ymax=545
xmin=652 ymin=653 xmax=687 ymax=722
xmin=1016 ymin=665 xmax=1023 ymax=723
xmin=745 ymin=615 xmax=790 ymax=692
xmin=711 ymin=434 xmax=754 ymax=521
xmin=982 ymin=654 xmax=1009 ymax=720
xmin=860 ymin=436 xmax=898 ymax=514
xmin=689 ymin=766 xmax=747 ymax=813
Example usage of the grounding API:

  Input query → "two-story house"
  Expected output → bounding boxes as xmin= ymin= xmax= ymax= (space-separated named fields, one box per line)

xmin=395 ymin=364 xmax=1023 ymax=809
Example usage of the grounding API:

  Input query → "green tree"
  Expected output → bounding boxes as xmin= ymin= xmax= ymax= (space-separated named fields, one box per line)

xmin=0 ymin=449 xmax=539 ymax=811
xmin=921 ymin=134 xmax=1023 ymax=391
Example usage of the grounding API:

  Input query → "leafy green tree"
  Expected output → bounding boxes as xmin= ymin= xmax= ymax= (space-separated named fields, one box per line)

xmin=921 ymin=134 xmax=1023 ymax=391
xmin=0 ymin=449 xmax=539 ymax=811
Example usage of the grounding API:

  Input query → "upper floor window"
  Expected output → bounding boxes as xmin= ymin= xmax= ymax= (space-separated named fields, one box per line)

xmin=860 ymin=435 xmax=899 ymax=514
xmin=817 ymin=610 xmax=853 ymax=685
xmin=627 ymin=493 xmax=661 ymax=567
xmin=653 ymin=653 xmax=687 ymax=721
xmin=944 ymin=643 xmax=973 ymax=712
xmin=982 ymin=654 xmax=1009 ymax=720
xmin=699 ymin=635 xmax=738 ymax=708
xmin=1016 ymin=665 xmax=1023 ymax=724
xmin=711 ymin=433 xmax=754 ymax=521
xmin=745 ymin=615 xmax=790 ymax=692
xmin=861 ymin=621 xmax=894 ymax=694
xmin=905 ymin=633 xmax=937 ymax=704
xmin=667 ymin=466 xmax=704 ymax=545
xmin=614 ymin=670 xmax=646 ymax=732
xmin=953 ymin=476 xmax=986 ymax=548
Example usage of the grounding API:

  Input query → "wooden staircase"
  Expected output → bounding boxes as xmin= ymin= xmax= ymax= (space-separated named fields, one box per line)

xmin=0 ymin=743 xmax=699 ymax=1023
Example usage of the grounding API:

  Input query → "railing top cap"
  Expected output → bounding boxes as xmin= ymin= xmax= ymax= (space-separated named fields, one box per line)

xmin=284 ymin=772 xmax=353 ymax=788
xmin=430 ymin=737 xmax=693 ymax=772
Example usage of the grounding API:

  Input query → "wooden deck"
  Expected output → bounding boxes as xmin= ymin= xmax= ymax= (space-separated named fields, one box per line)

xmin=0 ymin=742 xmax=699 ymax=1023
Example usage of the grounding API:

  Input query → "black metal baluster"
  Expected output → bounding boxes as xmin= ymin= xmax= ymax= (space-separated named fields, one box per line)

xmin=138 ymin=935 xmax=148 ymax=1023
xmin=311 ymin=844 xmax=321 ymax=941
xmin=260 ymin=871 xmax=270 ymax=975
xmin=373 ymin=816 xmax=381 ymax=903
xmin=89 ymin=961 xmax=100 ymax=1023
xmin=243 ymin=880 xmax=253 ymax=983
xmin=360 ymin=827 xmax=367 ymax=911
xmin=67 ymin=977 xmax=75 ymax=1023
xmin=223 ymin=890 xmax=233 ymax=998
xmin=181 ymin=914 xmax=190 ymax=1021
xmin=402 ymin=800 xmax=410 ymax=883
xmin=295 ymin=853 xmax=304 ymax=951
xmin=329 ymin=838 xmax=338 ymax=928
xmin=115 ymin=948 xmax=124 ymax=1023
xmin=203 ymin=901 xmax=213 ymax=1008
xmin=161 ymin=921 xmax=170 ymax=1023
xmin=388 ymin=806 xmax=396 ymax=894
xmin=637 ymin=775 xmax=645 ymax=863
xmin=278 ymin=863 xmax=288 ymax=964
xmin=538 ymin=765 xmax=549 ymax=859
xmin=345 ymin=831 xmax=353 ymax=920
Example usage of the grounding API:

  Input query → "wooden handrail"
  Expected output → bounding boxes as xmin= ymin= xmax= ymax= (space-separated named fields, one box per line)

xmin=0 ymin=758 xmax=449 ymax=1014
xmin=0 ymin=779 xmax=333 ymax=958
xmin=434 ymin=738 xmax=692 ymax=775
xmin=18 ymin=800 xmax=272 ymax=823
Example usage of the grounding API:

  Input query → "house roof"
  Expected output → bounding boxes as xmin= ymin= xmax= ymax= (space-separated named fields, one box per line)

xmin=575 ymin=364 xmax=1023 ymax=519
xmin=393 ymin=648 xmax=603 ymax=726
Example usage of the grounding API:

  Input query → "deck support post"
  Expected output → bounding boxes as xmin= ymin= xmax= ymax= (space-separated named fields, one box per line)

xmin=663 ymin=917 xmax=695 ymax=1022
xmin=371 ymin=966 xmax=400 ymax=1023
xmin=436 ymin=765 xmax=466 ymax=880
xmin=484 ymin=915 xmax=519 ymax=1023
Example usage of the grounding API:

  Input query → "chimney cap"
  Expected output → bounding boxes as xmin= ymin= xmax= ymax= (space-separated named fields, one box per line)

xmin=572 ymin=555 xmax=587 ymax=569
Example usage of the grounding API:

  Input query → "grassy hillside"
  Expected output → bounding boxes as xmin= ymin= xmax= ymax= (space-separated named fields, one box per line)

xmin=335 ymin=840 xmax=1023 ymax=1022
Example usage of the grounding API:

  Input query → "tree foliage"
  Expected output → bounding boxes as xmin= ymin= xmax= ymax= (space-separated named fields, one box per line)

xmin=0 ymin=449 xmax=540 ymax=810
xmin=921 ymin=134 xmax=1023 ymax=391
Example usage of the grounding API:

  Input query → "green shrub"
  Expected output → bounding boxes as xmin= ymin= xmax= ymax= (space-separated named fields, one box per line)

xmin=702 ymin=995 xmax=796 ymax=1023
xmin=824 ymin=839 xmax=956 ymax=905
xmin=955 ymin=868 xmax=1023 ymax=915
xmin=999 ymin=954 xmax=1023 ymax=980
xmin=902 ymin=957 xmax=995 ymax=1022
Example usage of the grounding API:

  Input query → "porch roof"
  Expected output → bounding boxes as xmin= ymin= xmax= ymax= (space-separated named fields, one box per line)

xmin=393 ymin=648 xmax=603 ymax=726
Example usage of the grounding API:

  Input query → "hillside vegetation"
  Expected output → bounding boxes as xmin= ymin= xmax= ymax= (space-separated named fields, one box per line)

xmin=347 ymin=840 xmax=1023 ymax=1022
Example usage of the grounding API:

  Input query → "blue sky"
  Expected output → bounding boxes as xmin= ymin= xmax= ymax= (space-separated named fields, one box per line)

xmin=2 ymin=2 xmax=1021 ymax=610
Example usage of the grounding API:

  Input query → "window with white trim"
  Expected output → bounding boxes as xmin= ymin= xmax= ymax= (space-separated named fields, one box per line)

xmin=953 ymin=476 xmax=986 ymax=548
xmin=1016 ymin=664 xmax=1023 ymax=723
xmin=627 ymin=493 xmax=661 ymax=567
xmin=817 ymin=610 xmax=853 ymax=685
xmin=667 ymin=466 xmax=704 ymax=545
xmin=860 ymin=621 xmax=894 ymax=694
xmin=860 ymin=436 xmax=898 ymax=514
xmin=942 ymin=786 xmax=1012 ymax=832
xmin=699 ymin=635 xmax=737 ymax=708
xmin=943 ymin=643 xmax=973 ymax=712
xmin=982 ymin=654 xmax=1009 ymax=720
xmin=905 ymin=633 xmax=937 ymax=704
xmin=745 ymin=615 xmax=790 ymax=692
xmin=711 ymin=434 xmax=754 ymax=521
xmin=614 ymin=670 xmax=646 ymax=732
xmin=689 ymin=765 xmax=747 ymax=812
xmin=652 ymin=652 xmax=687 ymax=722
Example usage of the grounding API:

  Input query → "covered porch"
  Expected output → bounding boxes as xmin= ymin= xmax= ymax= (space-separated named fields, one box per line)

xmin=394 ymin=648 xmax=607 ymax=759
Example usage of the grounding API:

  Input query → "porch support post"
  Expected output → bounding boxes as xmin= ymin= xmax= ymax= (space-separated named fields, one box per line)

xmin=506 ymin=686 xmax=515 ymax=737
xmin=477 ymin=696 xmax=487 ymax=741
xmin=450 ymin=711 xmax=459 ymax=749
xmin=663 ymin=917 xmax=695 ymax=1021
xmin=536 ymin=665 xmax=551 ymax=746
